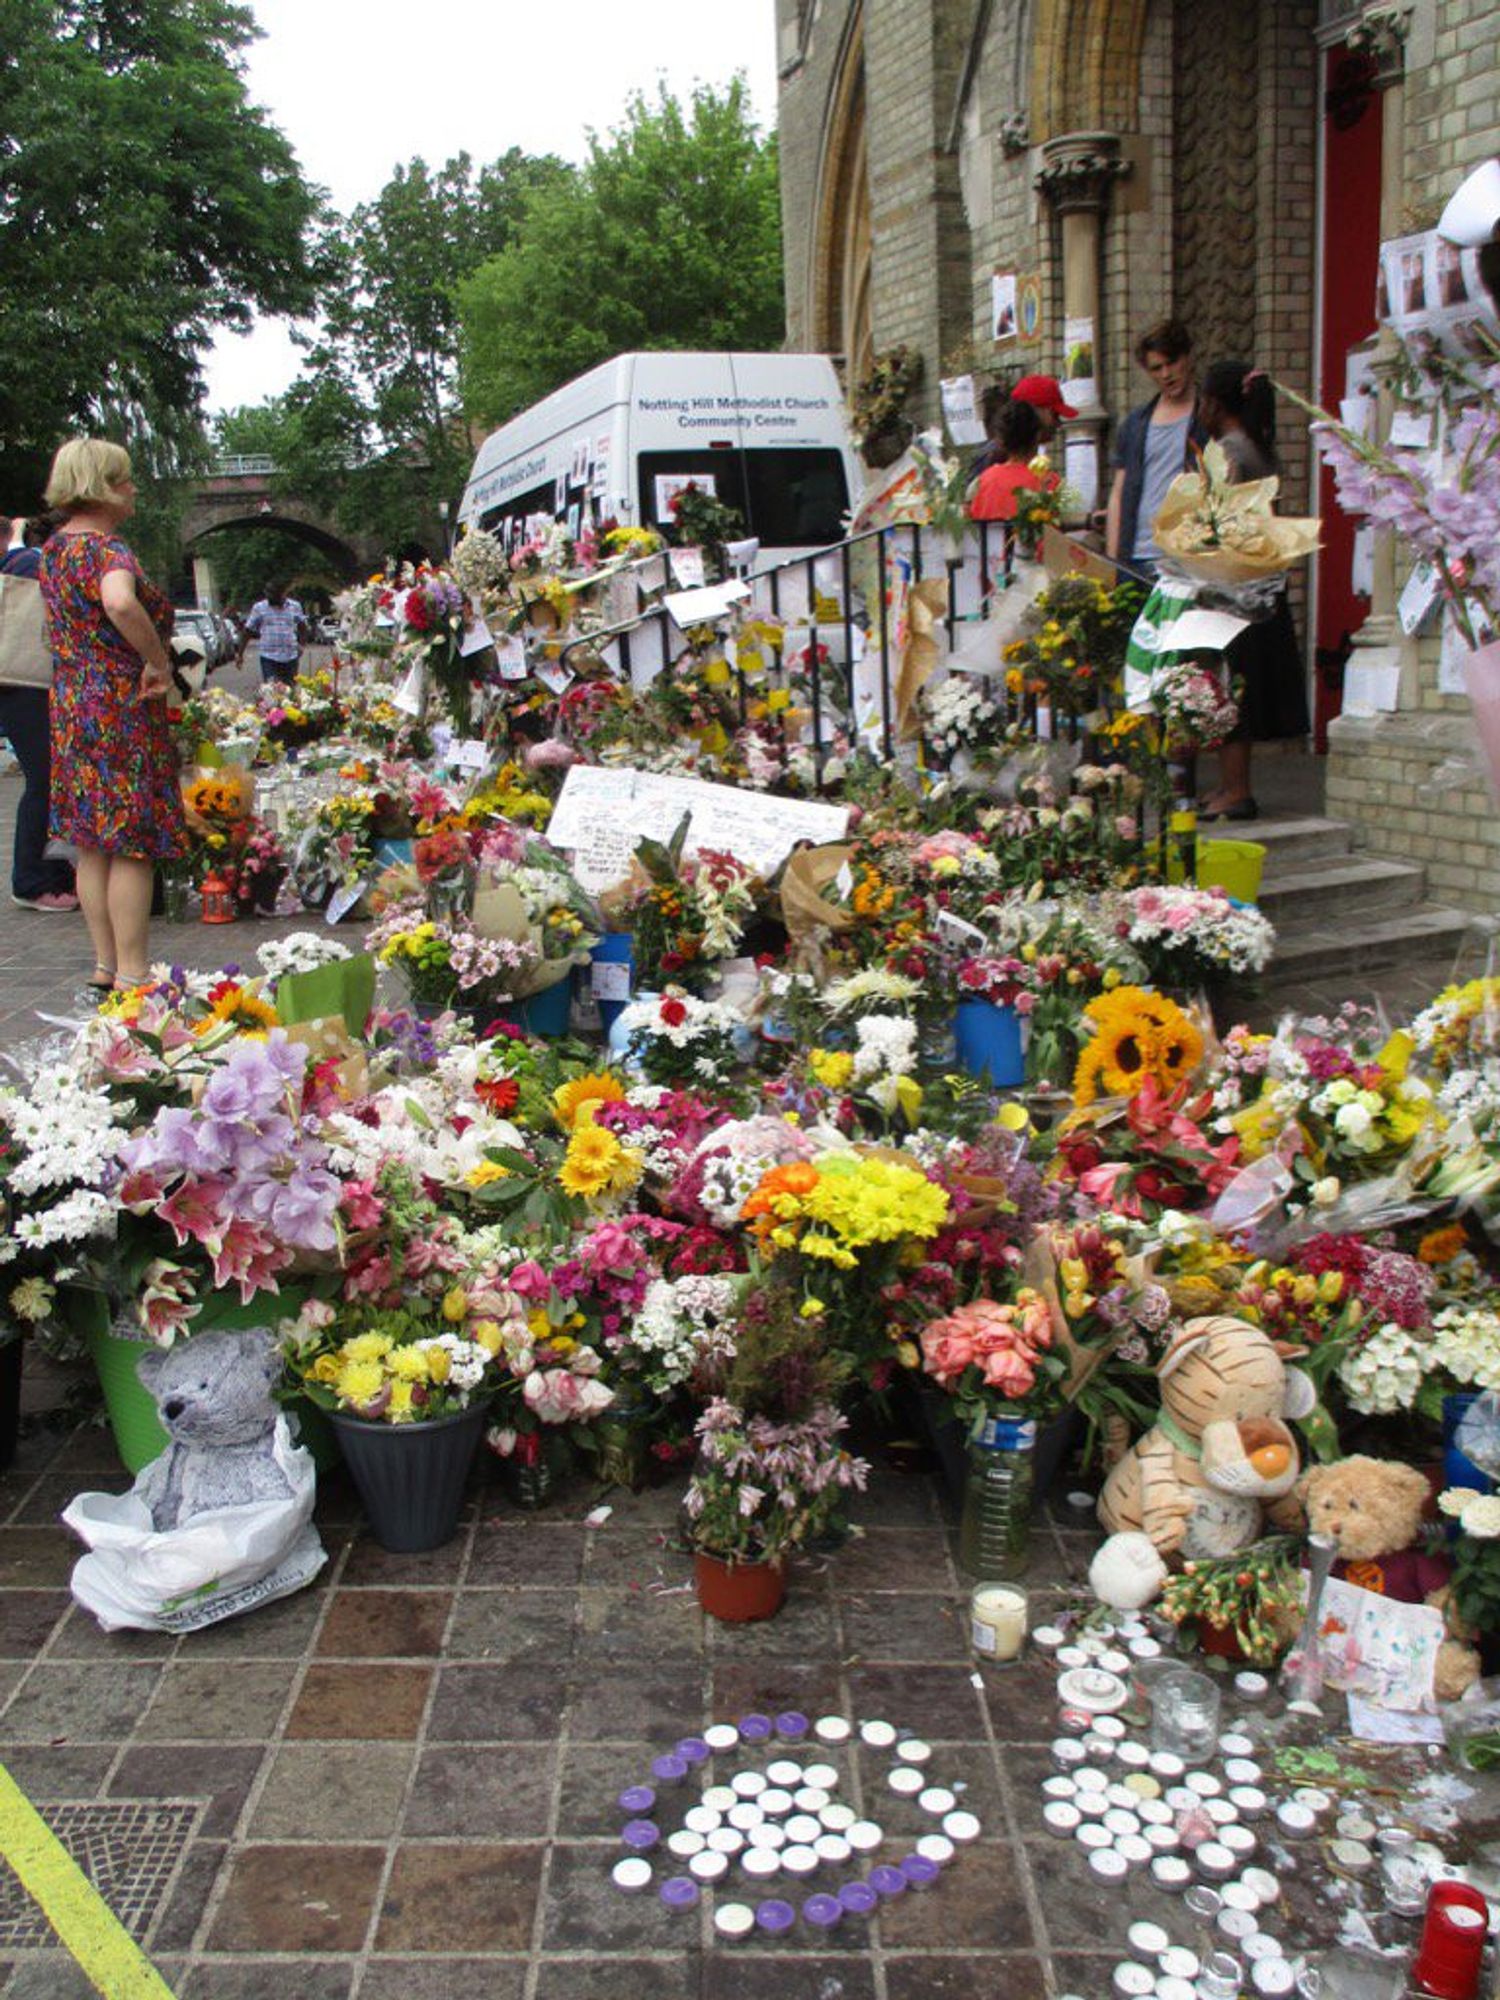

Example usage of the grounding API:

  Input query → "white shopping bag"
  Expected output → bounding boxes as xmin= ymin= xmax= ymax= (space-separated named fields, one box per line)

xmin=63 ymin=1418 xmax=326 ymax=1633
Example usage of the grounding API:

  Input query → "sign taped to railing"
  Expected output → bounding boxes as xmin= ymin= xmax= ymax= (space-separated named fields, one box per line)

xmin=547 ymin=765 xmax=849 ymax=892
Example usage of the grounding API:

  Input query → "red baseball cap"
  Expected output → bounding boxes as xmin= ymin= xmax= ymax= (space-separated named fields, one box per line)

xmin=1012 ymin=375 xmax=1077 ymax=419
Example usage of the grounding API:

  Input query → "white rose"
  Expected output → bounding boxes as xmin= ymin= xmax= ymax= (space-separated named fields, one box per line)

xmin=1335 ymin=1102 xmax=1373 ymax=1142
xmin=1311 ymin=1176 xmax=1341 ymax=1206
xmin=1459 ymin=1493 xmax=1500 ymax=1539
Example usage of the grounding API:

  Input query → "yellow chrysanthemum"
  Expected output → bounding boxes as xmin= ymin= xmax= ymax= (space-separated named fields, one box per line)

xmin=342 ymin=1332 xmax=392 ymax=1364
xmin=559 ymin=1123 xmax=627 ymax=1198
xmin=466 ymin=1160 xmax=511 ymax=1188
xmin=334 ymin=1358 xmax=386 ymax=1406
xmin=387 ymin=1346 xmax=430 ymax=1381
xmin=553 ymin=1070 xmax=628 ymax=1132
xmin=808 ymin=1049 xmax=854 ymax=1090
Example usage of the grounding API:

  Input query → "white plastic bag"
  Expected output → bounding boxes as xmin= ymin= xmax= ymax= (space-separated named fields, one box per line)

xmin=63 ymin=1418 xmax=326 ymax=1633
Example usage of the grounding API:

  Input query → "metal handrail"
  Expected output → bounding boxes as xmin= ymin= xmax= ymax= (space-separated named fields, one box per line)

xmin=213 ymin=454 xmax=278 ymax=477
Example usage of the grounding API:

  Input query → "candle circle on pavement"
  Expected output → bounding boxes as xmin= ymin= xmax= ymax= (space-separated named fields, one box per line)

xmin=714 ymin=1902 xmax=755 ymax=1939
xmin=612 ymin=1857 xmax=652 ymax=1891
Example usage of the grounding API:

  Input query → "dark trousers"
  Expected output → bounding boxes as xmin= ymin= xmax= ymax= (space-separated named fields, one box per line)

xmin=0 ymin=686 xmax=73 ymax=899
xmin=260 ymin=656 xmax=299 ymax=685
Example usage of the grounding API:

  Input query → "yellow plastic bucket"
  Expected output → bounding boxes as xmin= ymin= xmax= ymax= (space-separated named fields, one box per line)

xmin=1197 ymin=838 xmax=1265 ymax=903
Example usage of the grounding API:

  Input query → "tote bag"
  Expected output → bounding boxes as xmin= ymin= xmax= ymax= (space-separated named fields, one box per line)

xmin=0 ymin=573 xmax=52 ymax=689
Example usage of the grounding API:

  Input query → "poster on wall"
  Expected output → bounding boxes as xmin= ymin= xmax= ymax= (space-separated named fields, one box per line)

xmin=1061 ymin=316 xmax=1096 ymax=408
xmin=992 ymin=271 xmax=1018 ymax=343
xmin=1017 ymin=273 xmax=1043 ymax=344
xmin=1377 ymin=229 xmax=1499 ymax=364
xmin=940 ymin=375 xmax=986 ymax=446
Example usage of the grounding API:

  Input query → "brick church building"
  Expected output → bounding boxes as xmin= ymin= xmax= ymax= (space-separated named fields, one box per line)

xmin=777 ymin=0 xmax=1500 ymax=916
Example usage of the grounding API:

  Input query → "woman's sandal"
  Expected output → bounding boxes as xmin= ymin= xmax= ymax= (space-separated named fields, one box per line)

xmin=87 ymin=963 xmax=115 ymax=993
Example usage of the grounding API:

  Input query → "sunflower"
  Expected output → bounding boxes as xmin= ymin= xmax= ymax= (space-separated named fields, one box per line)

xmin=553 ymin=1070 xmax=627 ymax=1132
xmin=1072 ymin=985 xmax=1202 ymax=1106
xmin=193 ymin=985 xmax=279 ymax=1037
xmin=558 ymin=1123 xmax=629 ymax=1198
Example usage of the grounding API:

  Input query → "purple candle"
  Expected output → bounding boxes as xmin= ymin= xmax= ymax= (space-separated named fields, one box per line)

xmin=651 ymin=1754 xmax=689 ymax=1785
xmin=775 ymin=1711 xmax=811 ymax=1741
xmin=838 ymin=1881 xmax=879 ymax=1917
xmin=869 ymin=1864 xmax=908 ymax=1899
xmin=900 ymin=1855 xmax=941 ymax=1890
xmin=621 ymin=1819 xmax=659 ymax=1851
xmin=738 ymin=1713 xmax=774 ymax=1744
xmin=660 ymin=1876 xmax=699 ymax=1911
xmin=803 ymin=1893 xmax=843 ymax=1930
xmin=676 ymin=1736 xmax=711 ymax=1766
xmin=617 ymin=1786 xmax=655 ymax=1815
xmin=755 ymin=1899 xmax=797 ymax=1934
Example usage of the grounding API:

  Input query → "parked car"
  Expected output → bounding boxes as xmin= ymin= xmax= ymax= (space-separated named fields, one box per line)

xmin=316 ymin=615 xmax=342 ymax=646
xmin=172 ymin=608 xmax=227 ymax=669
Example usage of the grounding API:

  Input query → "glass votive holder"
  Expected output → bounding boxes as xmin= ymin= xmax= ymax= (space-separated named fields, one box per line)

xmin=970 ymin=1583 xmax=1027 ymax=1663
xmin=1149 ymin=1668 xmax=1222 ymax=1761
xmin=1198 ymin=1951 xmax=1243 ymax=2000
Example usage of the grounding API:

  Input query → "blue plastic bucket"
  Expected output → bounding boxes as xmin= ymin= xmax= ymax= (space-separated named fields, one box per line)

xmin=518 ymin=976 xmax=573 ymax=1038
xmin=590 ymin=934 xmax=634 ymax=1033
xmin=953 ymin=1000 xmax=1025 ymax=1087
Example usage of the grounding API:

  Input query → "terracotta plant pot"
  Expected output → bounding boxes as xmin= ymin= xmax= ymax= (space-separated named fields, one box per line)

xmin=694 ymin=1550 xmax=786 ymax=1624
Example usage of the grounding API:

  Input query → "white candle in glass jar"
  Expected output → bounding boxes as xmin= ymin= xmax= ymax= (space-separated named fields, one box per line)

xmin=970 ymin=1584 xmax=1028 ymax=1661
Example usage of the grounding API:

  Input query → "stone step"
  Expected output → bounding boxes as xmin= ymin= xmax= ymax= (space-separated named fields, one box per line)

xmin=1263 ymin=904 xmax=1476 ymax=982
xmin=1232 ymin=815 xmax=1353 ymax=876
xmin=1259 ymin=855 xmax=1426 ymax=922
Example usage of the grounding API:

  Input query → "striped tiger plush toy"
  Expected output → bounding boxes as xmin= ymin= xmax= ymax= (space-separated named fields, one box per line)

xmin=1097 ymin=1316 xmax=1314 ymax=1564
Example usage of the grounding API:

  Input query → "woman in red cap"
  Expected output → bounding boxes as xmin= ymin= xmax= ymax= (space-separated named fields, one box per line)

xmin=1010 ymin=375 xmax=1077 ymax=441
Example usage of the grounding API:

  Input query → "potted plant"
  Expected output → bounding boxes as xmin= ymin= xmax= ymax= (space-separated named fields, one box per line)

xmin=849 ymin=346 xmax=923 ymax=468
xmin=684 ymin=1290 xmax=869 ymax=1622
xmin=287 ymin=1302 xmax=506 ymax=1552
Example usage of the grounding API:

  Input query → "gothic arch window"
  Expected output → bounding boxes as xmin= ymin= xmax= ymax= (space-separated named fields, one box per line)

xmin=811 ymin=4 xmax=872 ymax=377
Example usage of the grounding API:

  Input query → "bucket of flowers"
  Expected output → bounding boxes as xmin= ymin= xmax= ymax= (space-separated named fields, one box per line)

xmin=684 ymin=1286 xmax=869 ymax=1622
xmin=288 ymin=1302 xmax=508 ymax=1551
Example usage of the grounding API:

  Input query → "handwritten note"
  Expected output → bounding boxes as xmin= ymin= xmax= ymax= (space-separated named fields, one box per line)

xmin=547 ymin=765 xmax=849 ymax=892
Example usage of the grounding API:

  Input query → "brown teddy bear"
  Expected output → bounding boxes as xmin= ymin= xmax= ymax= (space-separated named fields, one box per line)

xmin=1298 ymin=1456 xmax=1480 ymax=1703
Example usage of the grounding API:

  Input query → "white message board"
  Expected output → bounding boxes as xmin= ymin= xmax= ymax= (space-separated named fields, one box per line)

xmin=546 ymin=765 xmax=849 ymax=892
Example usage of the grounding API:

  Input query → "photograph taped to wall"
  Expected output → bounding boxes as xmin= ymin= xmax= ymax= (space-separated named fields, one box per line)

xmin=1017 ymin=273 xmax=1043 ymax=343
xmin=992 ymin=271 xmax=1018 ymax=343
xmin=655 ymin=472 xmax=717 ymax=521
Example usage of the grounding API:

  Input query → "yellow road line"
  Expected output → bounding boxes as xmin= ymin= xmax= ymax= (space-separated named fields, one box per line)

xmin=0 ymin=1763 xmax=175 ymax=1998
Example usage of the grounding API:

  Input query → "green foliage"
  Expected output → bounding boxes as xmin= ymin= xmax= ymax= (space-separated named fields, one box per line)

xmin=194 ymin=522 xmax=342 ymax=612
xmin=0 ymin=0 xmax=316 ymax=505
xmin=459 ymin=81 xmax=784 ymax=426
xmin=276 ymin=150 xmax=568 ymax=553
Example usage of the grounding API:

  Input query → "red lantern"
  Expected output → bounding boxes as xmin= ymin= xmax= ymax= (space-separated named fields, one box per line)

xmin=199 ymin=869 xmax=235 ymax=924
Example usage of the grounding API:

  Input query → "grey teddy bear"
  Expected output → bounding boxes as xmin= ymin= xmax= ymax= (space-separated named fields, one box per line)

xmin=134 ymin=1329 xmax=296 ymax=1531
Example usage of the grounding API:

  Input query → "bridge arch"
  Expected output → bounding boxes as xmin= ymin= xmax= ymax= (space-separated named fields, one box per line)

xmin=185 ymin=511 xmax=363 ymax=580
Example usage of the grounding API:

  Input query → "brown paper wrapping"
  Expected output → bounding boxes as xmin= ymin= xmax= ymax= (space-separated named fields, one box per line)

xmin=1152 ymin=470 xmax=1321 ymax=585
xmin=894 ymin=578 xmax=948 ymax=740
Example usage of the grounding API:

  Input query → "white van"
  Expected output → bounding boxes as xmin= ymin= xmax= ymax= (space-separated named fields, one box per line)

xmin=457 ymin=351 xmax=860 ymax=561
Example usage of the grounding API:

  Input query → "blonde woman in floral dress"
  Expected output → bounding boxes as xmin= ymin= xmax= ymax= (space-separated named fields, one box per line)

xmin=39 ymin=439 xmax=187 ymax=990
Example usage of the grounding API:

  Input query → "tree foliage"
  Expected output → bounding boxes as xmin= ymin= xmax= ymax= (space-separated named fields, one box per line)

xmin=0 ymin=0 xmax=317 ymax=504
xmin=459 ymin=80 xmax=784 ymax=427
xmin=274 ymin=149 xmax=569 ymax=549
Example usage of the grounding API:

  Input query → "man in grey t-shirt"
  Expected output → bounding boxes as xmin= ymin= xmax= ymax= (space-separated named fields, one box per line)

xmin=1105 ymin=318 xmax=1206 ymax=578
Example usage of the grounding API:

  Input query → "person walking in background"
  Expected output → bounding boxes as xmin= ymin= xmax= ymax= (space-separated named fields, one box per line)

xmin=1105 ymin=317 xmax=1207 ymax=578
xmin=241 ymin=583 xmax=307 ymax=684
xmin=38 ymin=439 xmax=186 ymax=992
xmin=0 ymin=516 xmax=78 ymax=911
xmin=969 ymin=399 xmax=1055 ymax=522
xmin=1195 ymin=360 xmax=1309 ymax=821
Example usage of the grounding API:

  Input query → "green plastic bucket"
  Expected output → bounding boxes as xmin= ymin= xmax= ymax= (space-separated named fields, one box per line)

xmin=86 ymin=1324 xmax=168 ymax=1474
xmin=1198 ymin=838 xmax=1265 ymax=904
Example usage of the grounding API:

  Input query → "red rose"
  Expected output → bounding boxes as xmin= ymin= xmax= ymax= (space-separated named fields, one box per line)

xmin=660 ymin=996 xmax=688 ymax=1027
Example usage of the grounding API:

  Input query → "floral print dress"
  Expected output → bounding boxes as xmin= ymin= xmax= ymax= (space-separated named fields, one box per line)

xmin=40 ymin=531 xmax=187 ymax=859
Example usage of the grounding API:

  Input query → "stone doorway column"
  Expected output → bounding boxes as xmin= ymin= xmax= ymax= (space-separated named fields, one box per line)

xmin=1035 ymin=132 xmax=1129 ymax=524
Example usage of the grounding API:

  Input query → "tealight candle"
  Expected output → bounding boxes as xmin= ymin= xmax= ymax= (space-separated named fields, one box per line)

xmin=1221 ymin=1882 xmax=1259 ymax=1915
xmin=820 ymin=1804 xmax=856 ymax=1832
xmin=1186 ymin=1771 xmax=1223 ymax=1798
xmin=1243 ymin=1932 xmax=1283 ymax=1960
xmin=618 ymin=1786 xmax=655 ymax=1815
xmin=1218 ymin=1907 xmax=1258 ymax=1943
xmin=1074 ymin=1767 xmax=1109 ymax=1794
xmin=803 ymin=1891 xmax=844 ymax=1927
xmin=775 ymin=1711 xmax=810 ymax=1741
xmin=793 ymin=1788 xmax=831 ymax=1814
xmin=1121 ymin=1835 xmax=1155 ymax=1868
xmin=860 ymin=1720 xmax=897 ymax=1749
xmin=1252 ymin=1960 xmax=1296 ymax=1998
xmin=1203 ymin=1799 xmax=1239 ymax=1828
xmin=1094 ymin=1714 xmax=1128 ymax=1742
xmin=1228 ymin=1787 xmax=1267 ymax=1820
xmin=1218 ymin=1733 xmax=1255 ymax=1759
xmin=753 ymin=1896 xmax=794 ymax=1931
xmin=1219 ymin=1826 xmax=1257 ymax=1860
xmin=1104 ymin=1808 xmax=1141 ymax=1838
xmin=1056 ymin=1644 xmax=1091 ymax=1670
xmin=1097 ymin=1650 xmax=1131 ymax=1677
xmin=1032 ymin=1624 xmax=1067 ymax=1653
xmin=1107 ymin=1783 xmax=1142 ymax=1812
xmin=781 ymin=1845 xmax=819 ymax=1878
xmin=1149 ymin=1751 xmax=1186 ymax=1781
xmin=702 ymin=1786 xmax=736 ymax=1813
xmin=1129 ymin=1636 xmax=1163 ymax=1660
xmin=896 ymin=1739 xmax=933 ymax=1765
xmin=1116 ymin=1744 xmax=1151 ymax=1773
xmin=1042 ymin=1776 xmax=1078 ymax=1801
xmin=1233 ymin=1672 xmax=1269 ymax=1704
xmin=784 ymin=1815 xmax=822 ymax=1845
xmin=888 ymin=1767 xmax=925 ymax=1797
xmin=869 ymin=1864 xmax=907 ymax=1899
xmin=919 ymin=1787 xmax=957 ymax=1817
xmin=1045 ymin=1802 xmax=1082 ymax=1838
xmin=1159 ymin=1947 xmax=1200 ymax=1981
xmin=1330 ymin=1839 xmax=1373 ymax=1875
xmin=900 ymin=1856 xmax=941 ymax=1890
xmin=676 ymin=1737 xmax=711 ymax=1766
xmin=814 ymin=1834 xmax=852 ymax=1866
xmin=1137 ymin=1796 xmax=1173 ymax=1825
xmin=667 ymin=1829 xmax=705 ymax=1858
xmin=1291 ymin=1787 xmax=1332 ymax=1817
xmin=706 ymin=1828 xmax=744 ymax=1856
xmin=1223 ymin=1759 xmax=1262 ymax=1786
xmin=1275 ymin=1803 xmax=1315 ymax=1840
xmin=942 ymin=1810 xmax=981 ymax=1843
xmin=747 ymin=1826 xmax=786 ymax=1853
xmin=731 ymin=1772 xmax=767 ymax=1798
xmin=1075 ymin=1794 xmax=1109 ymax=1820
xmin=1239 ymin=1868 xmax=1280 ymax=1907
xmin=689 ymin=1849 xmax=729 ymax=1883
xmin=726 ymin=1803 xmax=763 ymax=1833
xmin=741 ymin=1848 xmax=781 ymax=1881
xmin=1091 ymin=1849 xmax=1129 ymax=1882
xmin=737 ymin=1715 xmax=773 ymax=1744
xmin=846 ymin=1821 xmax=883 ymax=1853
xmin=917 ymin=1834 xmax=956 ymax=1866
xmin=621 ymin=1820 xmax=659 ymax=1852
xmin=651 ymin=1754 xmax=689 ymax=1786
xmin=1113 ymin=1962 xmax=1156 ymax=1996
xmin=659 ymin=1876 xmax=699 ymax=1912
xmin=1157 ymin=1978 xmax=1197 ymax=2000
xmin=713 ymin=1902 xmax=755 ymax=1939
xmin=1128 ymin=1921 xmax=1169 ymax=1957
xmin=612 ymin=1857 xmax=653 ymax=1892
xmin=766 ymin=1760 xmax=803 ymax=1788
xmin=704 ymin=1724 xmax=739 ymax=1752
xmin=1152 ymin=1855 xmax=1192 ymax=1893
xmin=1078 ymin=1822 xmax=1113 ymax=1852
xmin=814 ymin=1715 xmax=852 ymax=1744
xmin=1336 ymin=1812 xmax=1377 ymax=1844
xmin=685 ymin=1805 xmax=722 ymax=1836
xmin=758 ymin=1790 xmax=793 ymax=1818
xmin=1145 ymin=1825 xmax=1180 ymax=1853
xmin=1083 ymin=1733 xmax=1117 ymax=1762
xmin=838 ymin=1881 xmax=878 ymax=1916
xmin=970 ymin=1583 xmax=1028 ymax=1662
xmin=801 ymin=1763 xmax=840 ymax=1791
xmin=1197 ymin=1842 xmax=1237 ymax=1879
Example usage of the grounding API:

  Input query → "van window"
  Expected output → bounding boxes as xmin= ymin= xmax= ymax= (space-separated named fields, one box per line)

xmin=637 ymin=449 xmax=849 ymax=549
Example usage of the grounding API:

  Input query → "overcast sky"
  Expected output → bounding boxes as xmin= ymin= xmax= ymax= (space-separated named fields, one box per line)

xmin=202 ymin=0 xmax=778 ymax=414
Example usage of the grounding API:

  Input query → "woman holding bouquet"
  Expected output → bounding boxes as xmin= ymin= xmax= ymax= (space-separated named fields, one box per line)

xmin=1195 ymin=362 xmax=1309 ymax=822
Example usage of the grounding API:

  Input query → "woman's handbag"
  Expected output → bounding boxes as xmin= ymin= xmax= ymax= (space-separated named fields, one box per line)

xmin=0 ymin=575 xmax=53 ymax=689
